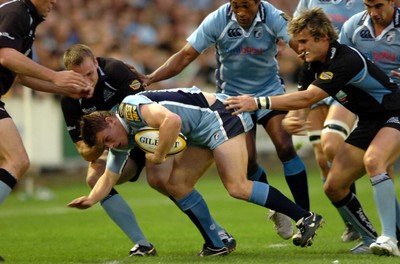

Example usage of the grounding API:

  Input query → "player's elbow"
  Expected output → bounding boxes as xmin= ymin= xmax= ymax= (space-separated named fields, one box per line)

xmin=167 ymin=113 xmax=182 ymax=130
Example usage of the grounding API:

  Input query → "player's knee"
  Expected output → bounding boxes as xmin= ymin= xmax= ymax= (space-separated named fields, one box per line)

xmin=15 ymin=155 xmax=30 ymax=178
xmin=321 ymin=140 xmax=339 ymax=162
xmin=363 ymin=152 xmax=382 ymax=175
xmin=315 ymin=154 xmax=329 ymax=175
xmin=8 ymin=152 xmax=30 ymax=178
xmin=225 ymin=181 xmax=248 ymax=200
xmin=147 ymin=174 xmax=168 ymax=194
xmin=275 ymin=143 xmax=296 ymax=161
xmin=323 ymin=180 xmax=336 ymax=200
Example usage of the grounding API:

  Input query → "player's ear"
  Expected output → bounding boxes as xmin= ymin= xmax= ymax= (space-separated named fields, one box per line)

xmin=105 ymin=116 xmax=115 ymax=125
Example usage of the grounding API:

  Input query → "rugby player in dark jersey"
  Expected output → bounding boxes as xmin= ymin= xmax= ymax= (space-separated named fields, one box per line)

xmin=0 ymin=1 xmax=90 ymax=261
xmin=227 ymin=7 xmax=400 ymax=257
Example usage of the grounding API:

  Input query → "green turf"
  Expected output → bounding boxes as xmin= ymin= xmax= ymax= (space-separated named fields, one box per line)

xmin=1 ymin=161 xmax=398 ymax=263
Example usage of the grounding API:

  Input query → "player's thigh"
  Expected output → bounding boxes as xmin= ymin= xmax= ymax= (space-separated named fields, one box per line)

xmin=364 ymin=127 xmax=400 ymax=176
xmin=325 ymin=104 xmax=356 ymax=127
xmin=213 ymin=134 xmax=252 ymax=199
xmin=325 ymin=143 xmax=365 ymax=197
xmin=166 ymin=147 xmax=213 ymax=198
xmin=0 ymin=117 xmax=29 ymax=177
xmin=321 ymin=105 xmax=356 ymax=160
xmin=245 ymin=126 xmax=257 ymax=164
xmin=145 ymin=156 xmax=174 ymax=194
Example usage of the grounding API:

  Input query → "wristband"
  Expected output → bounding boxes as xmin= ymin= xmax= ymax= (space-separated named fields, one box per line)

xmin=255 ymin=96 xmax=271 ymax=109
xmin=255 ymin=97 xmax=262 ymax=109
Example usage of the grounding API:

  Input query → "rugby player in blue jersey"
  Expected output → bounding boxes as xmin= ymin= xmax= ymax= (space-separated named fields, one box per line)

xmin=226 ymin=7 xmax=400 ymax=257
xmin=68 ymin=87 xmax=324 ymax=256
xmin=61 ymin=44 xmax=235 ymax=256
xmin=133 ymin=0 xmax=310 ymax=242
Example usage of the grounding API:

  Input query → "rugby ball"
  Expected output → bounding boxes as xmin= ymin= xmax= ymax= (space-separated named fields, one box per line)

xmin=134 ymin=127 xmax=187 ymax=155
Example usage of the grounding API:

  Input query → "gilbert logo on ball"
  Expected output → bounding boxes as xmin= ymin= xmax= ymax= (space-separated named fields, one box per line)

xmin=134 ymin=127 xmax=187 ymax=155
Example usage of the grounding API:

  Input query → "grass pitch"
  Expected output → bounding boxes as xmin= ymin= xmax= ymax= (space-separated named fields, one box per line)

xmin=1 ymin=159 xmax=398 ymax=263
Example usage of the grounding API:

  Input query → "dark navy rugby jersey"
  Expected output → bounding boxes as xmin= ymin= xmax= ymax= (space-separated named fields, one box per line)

xmin=298 ymin=41 xmax=400 ymax=119
xmin=61 ymin=57 xmax=144 ymax=142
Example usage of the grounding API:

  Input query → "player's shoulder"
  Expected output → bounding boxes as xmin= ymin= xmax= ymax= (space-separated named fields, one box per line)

xmin=98 ymin=57 xmax=128 ymax=73
xmin=343 ymin=10 xmax=368 ymax=29
xmin=332 ymin=43 xmax=366 ymax=72
xmin=98 ymin=57 xmax=141 ymax=83
xmin=0 ymin=0 xmax=29 ymax=22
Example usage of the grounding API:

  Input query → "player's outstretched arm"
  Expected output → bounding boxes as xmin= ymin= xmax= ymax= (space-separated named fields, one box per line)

xmin=68 ymin=169 xmax=120 ymax=209
xmin=1 ymin=48 xmax=91 ymax=98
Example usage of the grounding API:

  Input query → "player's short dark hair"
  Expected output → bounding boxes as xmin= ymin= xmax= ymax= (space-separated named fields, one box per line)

xmin=80 ymin=111 xmax=114 ymax=147
xmin=63 ymin=44 xmax=96 ymax=69
xmin=288 ymin=7 xmax=338 ymax=43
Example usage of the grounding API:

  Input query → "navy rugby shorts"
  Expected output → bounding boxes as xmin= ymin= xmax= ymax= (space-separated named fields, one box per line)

xmin=346 ymin=114 xmax=400 ymax=150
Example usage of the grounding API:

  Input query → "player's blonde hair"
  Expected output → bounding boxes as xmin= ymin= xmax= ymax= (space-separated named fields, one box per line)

xmin=63 ymin=44 xmax=96 ymax=69
xmin=288 ymin=7 xmax=338 ymax=43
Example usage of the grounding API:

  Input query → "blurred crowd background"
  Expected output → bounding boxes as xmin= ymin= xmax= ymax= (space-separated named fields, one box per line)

xmin=3 ymin=0 xmax=301 ymax=98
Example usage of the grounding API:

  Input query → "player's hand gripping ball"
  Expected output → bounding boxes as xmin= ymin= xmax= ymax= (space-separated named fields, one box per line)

xmin=134 ymin=127 xmax=187 ymax=155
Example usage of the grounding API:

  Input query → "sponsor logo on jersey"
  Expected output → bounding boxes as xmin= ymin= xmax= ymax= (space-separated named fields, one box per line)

xmin=0 ymin=32 xmax=14 ymax=40
xmin=224 ymin=46 xmax=263 ymax=56
xmin=67 ymin=126 xmax=76 ymax=131
xmin=130 ymin=80 xmax=142 ymax=90
xmin=253 ymin=27 xmax=263 ymax=39
xmin=372 ymin=51 xmax=397 ymax=63
xmin=103 ymin=89 xmax=115 ymax=101
xmin=387 ymin=116 xmax=400 ymax=125
xmin=82 ymin=106 xmax=97 ymax=114
xmin=213 ymin=131 xmax=220 ymax=140
xmin=319 ymin=71 xmax=333 ymax=80
xmin=329 ymin=47 xmax=337 ymax=59
xmin=335 ymin=90 xmax=348 ymax=104
xmin=385 ymin=31 xmax=395 ymax=44
xmin=122 ymin=103 xmax=141 ymax=122
xmin=118 ymin=103 xmax=125 ymax=118
xmin=227 ymin=28 xmax=242 ymax=38
xmin=360 ymin=30 xmax=373 ymax=40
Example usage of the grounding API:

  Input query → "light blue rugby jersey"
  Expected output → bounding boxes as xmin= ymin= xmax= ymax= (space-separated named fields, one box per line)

xmin=294 ymin=0 xmax=365 ymax=31
xmin=187 ymin=1 xmax=290 ymax=97
xmin=339 ymin=8 xmax=400 ymax=85
xmin=105 ymin=87 xmax=253 ymax=174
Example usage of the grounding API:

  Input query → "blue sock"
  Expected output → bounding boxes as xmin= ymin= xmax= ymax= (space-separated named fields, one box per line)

xmin=283 ymin=155 xmax=309 ymax=210
xmin=101 ymin=191 xmax=150 ymax=246
xmin=249 ymin=181 xmax=307 ymax=222
xmin=0 ymin=168 xmax=17 ymax=205
xmin=169 ymin=191 xmax=225 ymax=234
xmin=371 ymin=173 xmax=397 ymax=239
xmin=248 ymin=164 xmax=268 ymax=183
xmin=176 ymin=189 xmax=224 ymax=248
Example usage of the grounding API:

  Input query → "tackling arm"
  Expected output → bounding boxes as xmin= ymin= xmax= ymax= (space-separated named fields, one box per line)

xmin=146 ymin=43 xmax=199 ymax=86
